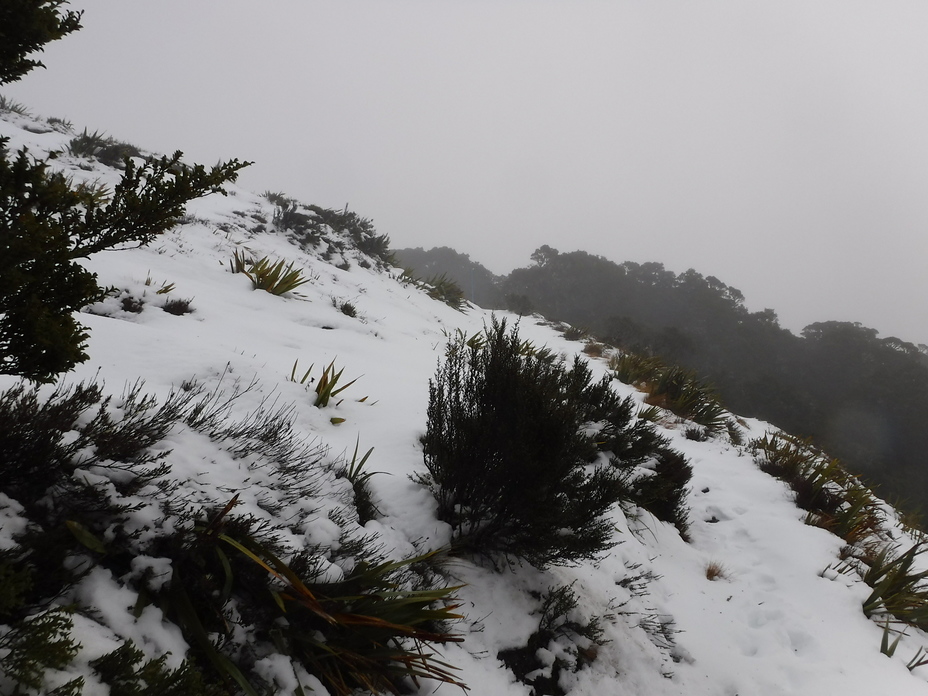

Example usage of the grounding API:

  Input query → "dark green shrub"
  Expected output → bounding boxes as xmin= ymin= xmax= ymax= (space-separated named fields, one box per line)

xmin=121 ymin=294 xmax=145 ymax=313
xmin=0 ymin=607 xmax=81 ymax=693
xmin=0 ymin=1 xmax=82 ymax=85
xmin=144 ymin=502 xmax=464 ymax=696
xmin=579 ymin=388 xmax=692 ymax=536
xmin=89 ymin=641 xmax=223 ymax=696
xmin=162 ymin=297 xmax=195 ymax=315
xmin=628 ymin=447 xmax=693 ymax=538
xmin=67 ymin=128 xmax=141 ymax=167
xmin=562 ymin=325 xmax=587 ymax=341
xmin=498 ymin=583 xmax=608 ymax=696
xmin=420 ymin=318 xmax=625 ymax=568
xmin=272 ymin=199 xmax=314 ymax=235
xmin=610 ymin=353 xmax=727 ymax=432
xmin=421 ymin=272 xmax=466 ymax=310
xmin=336 ymin=438 xmax=381 ymax=525
xmin=862 ymin=543 xmax=928 ymax=629
xmin=752 ymin=434 xmax=885 ymax=551
xmin=336 ymin=299 xmax=357 ymax=317
xmin=307 ymin=204 xmax=391 ymax=263
xmin=0 ymin=378 xmax=463 ymax=695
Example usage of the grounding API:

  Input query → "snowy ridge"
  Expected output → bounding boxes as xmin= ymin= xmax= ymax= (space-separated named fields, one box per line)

xmin=2 ymin=108 xmax=927 ymax=695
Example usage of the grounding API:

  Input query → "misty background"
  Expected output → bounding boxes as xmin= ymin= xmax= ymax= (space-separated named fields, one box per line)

xmin=7 ymin=0 xmax=928 ymax=344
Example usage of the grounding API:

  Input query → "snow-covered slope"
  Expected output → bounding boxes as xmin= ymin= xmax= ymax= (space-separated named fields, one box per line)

xmin=2 ymin=107 xmax=927 ymax=695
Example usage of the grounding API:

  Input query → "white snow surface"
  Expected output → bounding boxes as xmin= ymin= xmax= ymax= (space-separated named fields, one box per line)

xmin=2 ymin=108 xmax=928 ymax=695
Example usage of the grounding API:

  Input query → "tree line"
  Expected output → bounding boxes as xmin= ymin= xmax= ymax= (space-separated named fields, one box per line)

xmin=394 ymin=244 xmax=928 ymax=512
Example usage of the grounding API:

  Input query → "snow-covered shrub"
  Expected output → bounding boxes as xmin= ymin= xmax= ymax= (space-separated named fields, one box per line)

xmin=498 ymin=583 xmax=609 ymax=696
xmin=589 ymin=389 xmax=692 ymax=537
xmin=420 ymin=317 xmax=625 ymax=568
xmin=67 ymin=128 xmax=141 ymax=168
xmin=0 ymin=378 xmax=463 ymax=695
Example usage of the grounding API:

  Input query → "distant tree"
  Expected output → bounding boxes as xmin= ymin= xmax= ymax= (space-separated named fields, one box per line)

xmin=392 ymin=246 xmax=504 ymax=307
xmin=530 ymin=244 xmax=559 ymax=267
xmin=0 ymin=0 xmax=83 ymax=84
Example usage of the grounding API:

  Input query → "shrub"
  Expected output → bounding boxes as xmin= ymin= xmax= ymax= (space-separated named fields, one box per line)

xmin=0 ymin=378 xmax=463 ymax=695
xmin=307 ymin=204 xmax=392 ymax=263
xmin=0 ymin=1 xmax=83 ymax=85
xmin=610 ymin=354 xmax=728 ymax=432
xmin=229 ymin=250 xmax=312 ymax=295
xmin=862 ymin=543 xmax=928 ymax=630
xmin=423 ymin=273 xmax=466 ymax=310
xmin=498 ymin=583 xmax=609 ymax=695
xmin=333 ymin=298 xmax=357 ymax=317
xmin=419 ymin=318 xmax=625 ymax=568
xmin=337 ymin=438 xmax=381 ymax=525
xmin=272 ymin=199 xmax=314 ymax=235
xmin=627 ymin=446 xmax=693 ymax=538
xmin=288 ymin=359 xmax=363 ymax=409
xmin=46 ymin=115 xmax=73 ymax=133
xmin=585 ymin=390 xmax=692 ymax=537
xmin=148 ymin=501 xmax=465 ymax=696
xmin=752 ymin=434 xmax=885 ymax=551
xmin=162 ymin=297 xmax=195 ymax=315
xmin=0 ymin=607 xmax=81 ymax=693
xmin=562 ymin=325 xmax=587 ymax=341
xmin=67 ymin=128 xmax=142 ymax=168
xmin=610 ymin=352 xmax=663 ymax=386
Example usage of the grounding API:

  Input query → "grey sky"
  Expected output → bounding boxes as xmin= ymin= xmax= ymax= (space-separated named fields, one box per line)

xmin=8 ymin=1 xmax=928 ymax=344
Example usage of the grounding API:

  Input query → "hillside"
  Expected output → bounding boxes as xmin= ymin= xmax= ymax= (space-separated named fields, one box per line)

xmin=392 ymin=245 xmax=928 ymax=513
xmin=3 ymin=105 xmax=928 ymax=695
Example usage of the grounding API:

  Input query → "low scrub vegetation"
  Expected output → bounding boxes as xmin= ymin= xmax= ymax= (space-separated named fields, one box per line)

xmin=751 ymin=432 xmax=928 ymax=662
xmin=610 ymin=353 xmax=728 ymax=432
xmin=498 ymin=583 xmax=610 ymax=695
xmin=751 ymin=434 xmax=884 ymax=546
xmin=419 ymin=318 xmax=692 ymax=569
xmin=0 ymin=378 xmax=463 ymax=695
xmin=400 ymin=270 xmax=466 ymax=310
xmin=67 ymin=128 xmax=142 ymax=168
xmin=289 ymin=358 xmax=364 ymax=409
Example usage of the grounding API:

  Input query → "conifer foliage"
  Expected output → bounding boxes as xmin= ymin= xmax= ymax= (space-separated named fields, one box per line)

xmin=420 ymin=318 xmax=625 ymax=568
xmin=0 ymin=1 xmax=249 ymax=382
xmin=0 ymin=147 xmax=247 ymax=382
xmin=0 ymin=1 xmax=82 ymax=85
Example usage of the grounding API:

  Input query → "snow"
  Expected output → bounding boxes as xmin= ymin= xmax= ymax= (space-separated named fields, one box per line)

xmin=2 ymin=107 xmax=928 ymax=695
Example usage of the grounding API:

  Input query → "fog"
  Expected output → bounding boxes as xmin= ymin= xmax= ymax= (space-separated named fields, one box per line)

xmin=8 ymin=0 xmax=928 ymax=343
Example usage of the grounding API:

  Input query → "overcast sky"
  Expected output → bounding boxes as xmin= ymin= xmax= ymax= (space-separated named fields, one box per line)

xmin=8 ymin=1 xmax=928 ymax=344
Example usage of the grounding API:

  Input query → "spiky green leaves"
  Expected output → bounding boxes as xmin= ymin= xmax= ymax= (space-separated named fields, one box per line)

xmin=230 ymin=250 xmax=312 ymax=295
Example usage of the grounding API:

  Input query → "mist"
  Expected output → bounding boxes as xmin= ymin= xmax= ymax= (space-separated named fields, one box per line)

xmin=8 ymin=0 xmax=928 ymax=343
